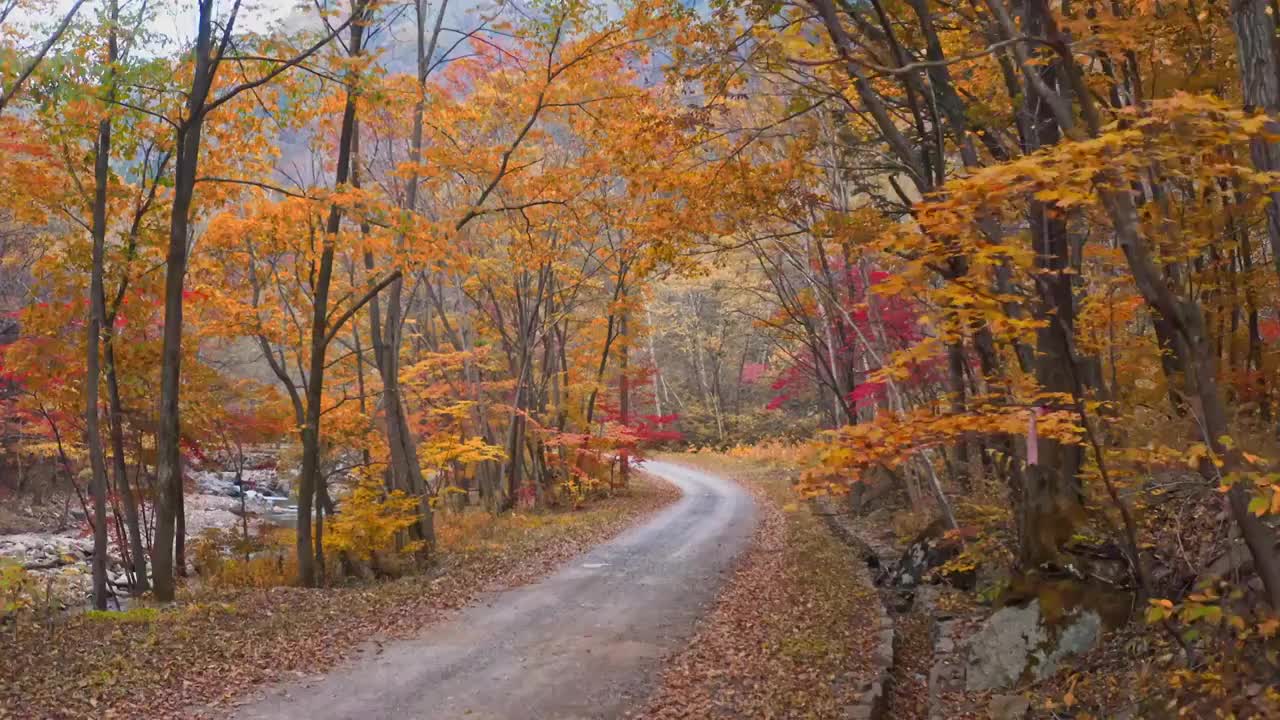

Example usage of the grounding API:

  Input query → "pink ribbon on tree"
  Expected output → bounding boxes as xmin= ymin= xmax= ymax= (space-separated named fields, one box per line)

xmin=1027 ymin=406 xmax=1043 ymax=466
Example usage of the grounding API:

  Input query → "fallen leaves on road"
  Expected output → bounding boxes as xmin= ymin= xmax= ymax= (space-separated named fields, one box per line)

xmin=0 ymin=477 xmax=679 ymax=720
xmin=640 ymin=454 xmax=879 ymax=719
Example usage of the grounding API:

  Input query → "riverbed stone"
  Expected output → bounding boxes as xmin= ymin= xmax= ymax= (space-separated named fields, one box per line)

xmin=964 ymin=599 xmax=1102 ymax=691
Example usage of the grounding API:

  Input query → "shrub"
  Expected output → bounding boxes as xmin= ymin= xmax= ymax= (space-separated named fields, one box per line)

xmin=327 ymin=477 xmax=423 ymax=563
xmin=191 ymin=526 xmax=296 ymax=590
xmin=0 ymin=559 xmax=33 ymax=619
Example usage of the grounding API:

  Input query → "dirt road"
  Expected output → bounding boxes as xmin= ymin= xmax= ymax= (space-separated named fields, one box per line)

xmin=229 ymin=460 xmax=756 ymax=720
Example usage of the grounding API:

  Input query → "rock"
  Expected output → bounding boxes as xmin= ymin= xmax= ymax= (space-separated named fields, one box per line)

xmin=1 ymin=533 xmax=95 ymax=570
xmin=988 ymin=694 xmax=1030 ymax=720
xmin=1062 ymin=539 xmax=1131 ymax=588
xmin=1202 ymin=537 xmax=1280 ymax=589
xmin=885 ymin=518 xmax=962 ymax=589
xmin=251 ymin=468 xmax=290 ymax=497
xmin=964 ymin=599 xmax=1102 ymax=691
xmin=195 ymin=470 xmax=240 ymax=497
xmin=194 ymin=464 xmax=292 ymax=498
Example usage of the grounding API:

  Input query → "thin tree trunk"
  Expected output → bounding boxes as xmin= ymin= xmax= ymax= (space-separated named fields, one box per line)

xmin=646 ymin=306 xmax=663 ymax=418
xmin=296 ymin=0 xmax=368 ymax=586
xmin=314 ymin=477 xmax=325 ymax=585
xmin=153 ymin=0 xmax=219 ymax=602
xmin=85 ymin=18 xmax=117 ymax=608
xmin=174 ymin=488 xmax=186 ymax=577
xmin=618 ymin=310 xmax=629 ymax=487
xmin=359 ymin=0 xmax=447 ymax=548
xmin=103 ymin=340 xmax=146 ymax=590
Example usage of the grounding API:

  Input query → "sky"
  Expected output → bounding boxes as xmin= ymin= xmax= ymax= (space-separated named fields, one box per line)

xmin=16 ymin=0 xmax=506 ymax=43
xmin=13 ymin=0 xmax=500 ymax=70
xmin=16 ymin=0 xmax=302 ymax=44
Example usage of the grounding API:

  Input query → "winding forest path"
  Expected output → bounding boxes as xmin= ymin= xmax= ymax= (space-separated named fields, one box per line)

xmin=228 ymin=460 xmax=757 ymax=720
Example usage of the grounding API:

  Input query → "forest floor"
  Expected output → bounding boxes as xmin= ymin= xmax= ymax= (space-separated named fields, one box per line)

xmin=3 ymin=456 xmax=889 ymax=720
xmin=0 ymin=474 xmax=680 ymax=720
xmin=640 ymin=452 xmax=884 ymax=719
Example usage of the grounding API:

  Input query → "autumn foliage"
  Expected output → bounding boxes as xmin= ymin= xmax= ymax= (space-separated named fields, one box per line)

xmin=3 ymin=0 xmax=1280 ymax=713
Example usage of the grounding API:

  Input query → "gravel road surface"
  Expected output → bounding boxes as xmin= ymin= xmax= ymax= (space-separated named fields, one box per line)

xmin=229 ymin=460 xmax=757 ymax=720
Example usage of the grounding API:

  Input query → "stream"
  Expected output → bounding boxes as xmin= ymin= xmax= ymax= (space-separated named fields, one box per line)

xmin=0 ymin=462 xmax=298 ymax=612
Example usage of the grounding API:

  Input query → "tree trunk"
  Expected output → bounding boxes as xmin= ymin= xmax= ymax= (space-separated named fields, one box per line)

xmin=296 ymin=226 xmax=333 ymax=587
xmin=314 ymin=477 xmax=325 ymax=585
xmin=86 ymin=62 xmax=114 ymax=611
xmin=153 ymin=0 xmax=219 ymax=602
xmin=504 ymin=352 xmax=529 ymax=506
xmin=1231 ymin=0 xmax=1280 ymax=283
xmin=1104 ymin=187 xmax=1280 ymax=608
xmin=296 ymin=0 xmax=368 ymax=586
xmin=618 ymin=310 xmax=630 ymax=487
xmin=103 ymin=341 xmax=145 ymax=590
xmin=647 ymin=306 xmax=663 ymax=418
xmin=175 ymin=489 xmax=186 ymax=577
xmin=358 ymin=0 xmax=446 ymax=548
xmin=1016 ymin=0 xmax=1087 ymax=566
